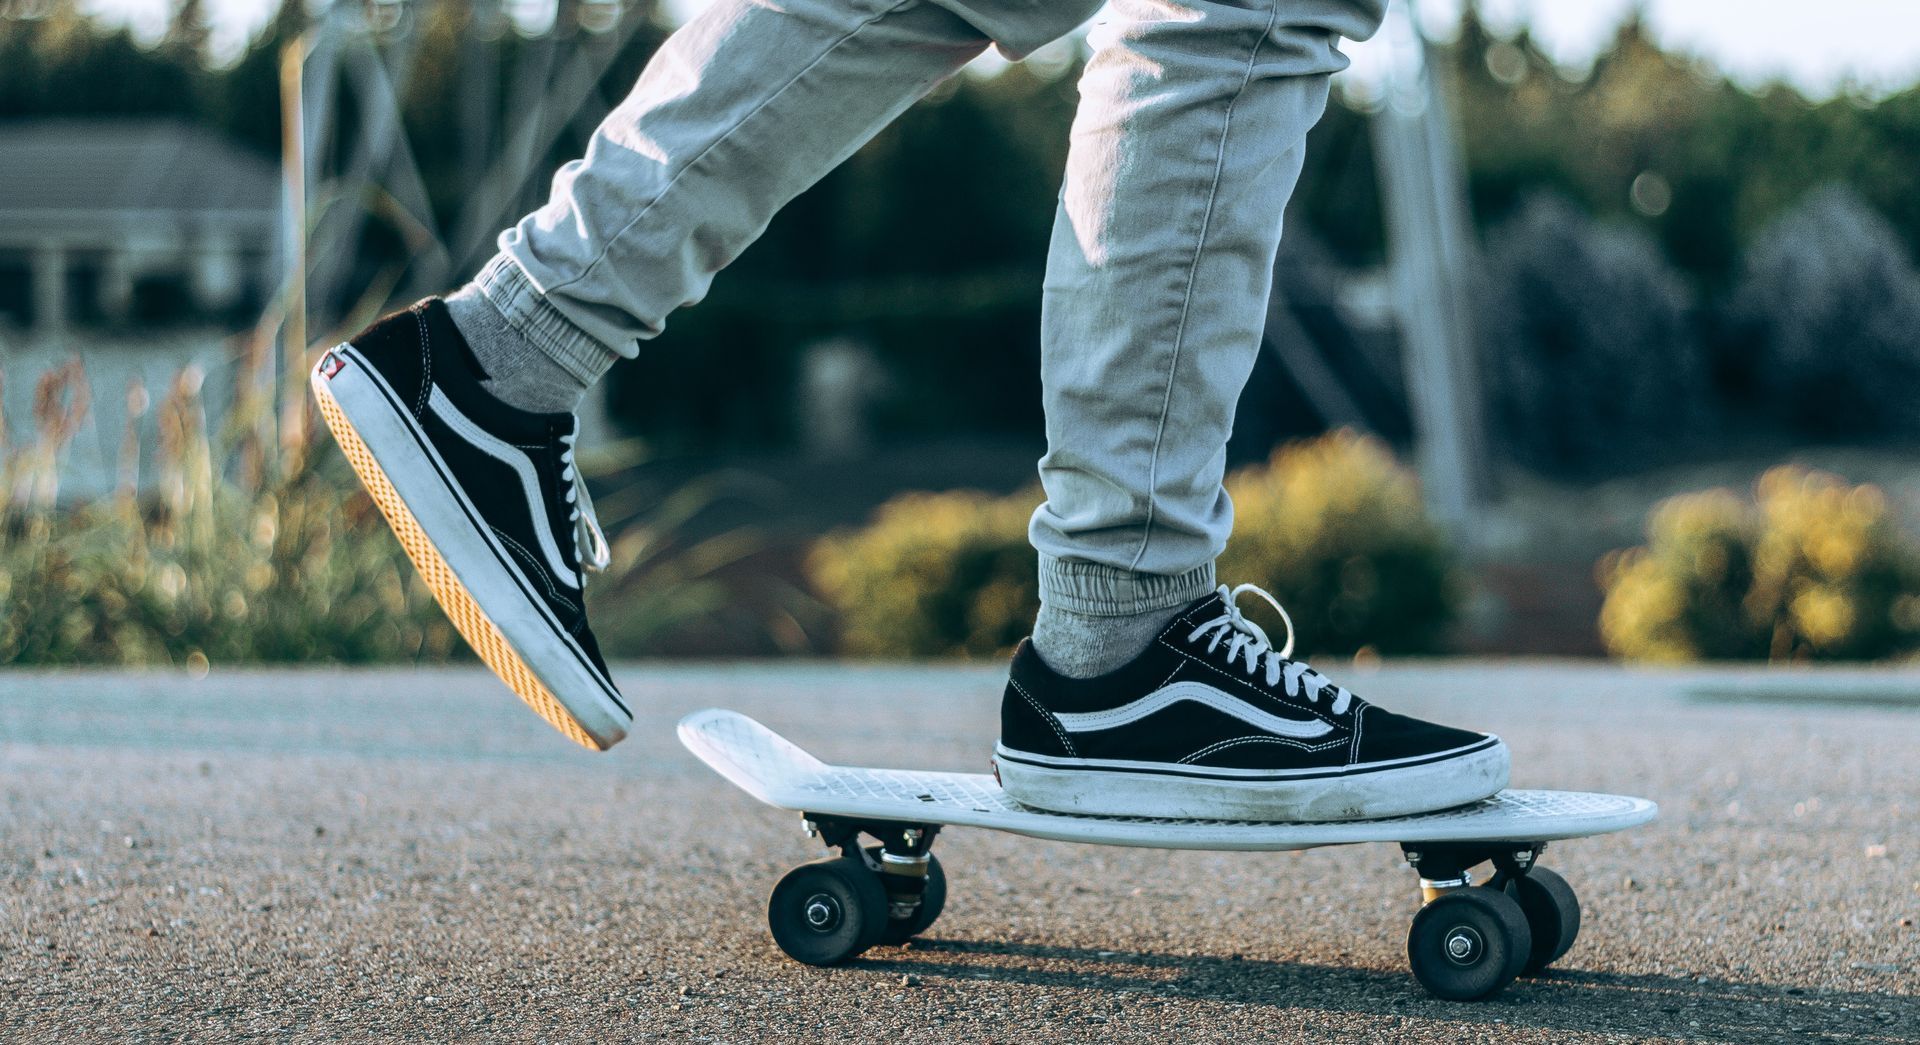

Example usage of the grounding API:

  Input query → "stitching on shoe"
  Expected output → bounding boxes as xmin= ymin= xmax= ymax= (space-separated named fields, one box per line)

xmin=1009 ymin=677 xmax=1076 ymax=758
xmin=413 ymin=307 xmax=432 ymax=420
xmin=492 ymin=527 xmax=580 ymax=615
xmin=1157 ymin=636 xmax=1341 ymax=729
xmin=1179 ymin=735 xmax=1347 ymax=763
xmin=493 ymin=527 xmax=579 ymax=614
xmin=1350 ymin=704 xmax=1366 ymax=765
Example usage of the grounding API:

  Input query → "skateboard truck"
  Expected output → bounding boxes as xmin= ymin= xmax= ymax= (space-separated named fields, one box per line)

xmin=801 ymin=815 xmax=940 ymax=859
xmin=1396 ymin=839 xmax=1580 ymax=1000
xmin=1402 ymin=841 xmax=1546 ymax=902
xmin=785 ymin=815 xmax=949 ymax=942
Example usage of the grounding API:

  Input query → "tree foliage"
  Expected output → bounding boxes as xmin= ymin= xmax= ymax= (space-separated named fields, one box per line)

xmin=1727 ymin=185 xmax=1920 ymax=437
xmin=1445 ymin=8 xmax=1920 ymax=289
xmin=1479 ymin=194 xmax=1700 ymax=473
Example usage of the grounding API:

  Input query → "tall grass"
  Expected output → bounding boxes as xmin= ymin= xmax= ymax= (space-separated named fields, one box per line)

xmin=0 ymin=321 xmax=770 ymax=667
xmin=0 ymin=334 xmax=457 ymax=667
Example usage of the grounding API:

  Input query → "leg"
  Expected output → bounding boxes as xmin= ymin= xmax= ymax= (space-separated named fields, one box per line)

xmin=1028 ymin=0 xmax=1386 ymax=674
xmin=315 ymin=0 xmax=1100 ymax=750
xmin=997 ymin=0 xmax=1510 ymax=823
xmin=455 ymin=0 xmax=1104 ymax=411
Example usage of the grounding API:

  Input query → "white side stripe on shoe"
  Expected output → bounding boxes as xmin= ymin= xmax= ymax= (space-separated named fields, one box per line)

xmin=426 ymin=386 xmax=578 ymax=590
xmin=1052 ymin=681 xmax=1336 ymax=739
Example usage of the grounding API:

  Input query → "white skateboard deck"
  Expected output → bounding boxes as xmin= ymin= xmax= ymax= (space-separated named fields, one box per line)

xmin=678 ymin=709 xmax=1657 ymax=852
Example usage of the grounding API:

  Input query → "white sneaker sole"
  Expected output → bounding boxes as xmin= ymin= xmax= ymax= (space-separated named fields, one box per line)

xmin=993 ymin=739 xmax=1510 ymax=822
xmin=310 ymin=344 xmax=630 ymax=750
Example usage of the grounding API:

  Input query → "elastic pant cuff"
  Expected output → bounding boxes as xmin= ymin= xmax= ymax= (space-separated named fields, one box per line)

xmin=1037 ymin=555 xmax=1216 ymax=617
xmin=471 ymin=254 xmax=622 ymax=387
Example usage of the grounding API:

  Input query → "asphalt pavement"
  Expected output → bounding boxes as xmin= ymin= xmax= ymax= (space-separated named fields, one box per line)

xmin=2 ymin=660 xmax=1916 ymax=1043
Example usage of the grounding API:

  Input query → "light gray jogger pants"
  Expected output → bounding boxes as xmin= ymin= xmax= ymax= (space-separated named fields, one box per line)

xmin=474 ymin=0 xmax=1388 ymax=617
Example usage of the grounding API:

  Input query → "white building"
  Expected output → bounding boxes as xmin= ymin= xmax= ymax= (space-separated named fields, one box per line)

xmin=0 ymin=120 xmax=281 ymax=501
xmin=0 ymin=120 xmax=279 ymax=334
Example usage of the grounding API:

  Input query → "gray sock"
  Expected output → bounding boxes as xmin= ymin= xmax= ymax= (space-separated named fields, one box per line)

xmin=444 ymin=283 xmax=608 ymax=414
xmin=1031 ymin=602 xmax=1180 ymax=679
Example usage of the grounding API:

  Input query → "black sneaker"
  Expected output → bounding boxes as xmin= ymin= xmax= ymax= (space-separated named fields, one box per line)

xmin=309 ymin=298 xmax=630 ymax=750
xmin=994 ymin=584 xmax=1507 ymax=821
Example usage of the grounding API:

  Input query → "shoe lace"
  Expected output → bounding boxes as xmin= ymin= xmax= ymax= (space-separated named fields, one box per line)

xmin=1187 ymin=583 xmax=1352 ymax=714
xmin=559 ymin=426 xmax=610 ymax=576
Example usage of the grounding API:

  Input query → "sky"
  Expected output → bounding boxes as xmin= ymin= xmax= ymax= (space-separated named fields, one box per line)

xmin=1405 ymin=0 xmax=1920 ymax=97
xmin=78 ymin=0 xmax=1920 ymax=101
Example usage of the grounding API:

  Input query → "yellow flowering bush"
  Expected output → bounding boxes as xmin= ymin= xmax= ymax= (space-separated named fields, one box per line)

xmin=807 ymin=489 xmax=1039 ymax=657
xmin=1599 ymin=466 xmax=1920 ymax=662
xmin=1218 ymin=431 xmax=1457 ymax=656
xmin=807 ymin=431 xmax=1458 ymax=657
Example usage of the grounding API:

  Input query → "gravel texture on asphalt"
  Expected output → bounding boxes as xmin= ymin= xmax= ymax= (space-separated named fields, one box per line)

xmin=1 ymin=661 xmax=1915 ymax=1043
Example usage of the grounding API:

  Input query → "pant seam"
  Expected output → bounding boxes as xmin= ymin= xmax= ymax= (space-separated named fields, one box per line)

xmin=543 ymin=0 xmax=919 ymax=298
xmin=1125 ymin=2 xmax=1283 ymax=574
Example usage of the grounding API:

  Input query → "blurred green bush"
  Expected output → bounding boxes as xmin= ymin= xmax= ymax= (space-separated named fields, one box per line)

xmin=807 ymin=488 xmax=1038 ymax=658
xmin=807 ymin=431 xmax=1457 ymax=658
xmin=0 ymin=354 xmax=755 ymax=666
xmin=1599 ymin=466 xmax=1920 ymax=662
xmin=1 ymin=360 xmax=457 ymax=667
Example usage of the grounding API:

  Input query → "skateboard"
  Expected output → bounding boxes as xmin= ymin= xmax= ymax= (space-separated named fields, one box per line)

xmin=679 ymin=708 xmax=1657 ymax=1000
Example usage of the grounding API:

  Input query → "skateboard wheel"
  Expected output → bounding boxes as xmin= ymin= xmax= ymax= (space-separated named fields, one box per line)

xmin=1495 ymin=867 xmax=1581 ymax=975
xmin=862 ymin=846 xmax=946 ymax=946
xmin=1406 ymin=888 xmax=1532 ymax=1001
xmin=768 ymin=856 xmax=890 ymax=966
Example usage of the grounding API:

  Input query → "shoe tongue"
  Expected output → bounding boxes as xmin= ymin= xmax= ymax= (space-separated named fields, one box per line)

xmin=1181 ymin=590 xmax=1228 ymax=617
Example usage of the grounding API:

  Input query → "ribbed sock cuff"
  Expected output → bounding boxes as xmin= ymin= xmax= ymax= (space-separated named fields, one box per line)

xmin=1036 ymin=554 xmax=1216 ymax=617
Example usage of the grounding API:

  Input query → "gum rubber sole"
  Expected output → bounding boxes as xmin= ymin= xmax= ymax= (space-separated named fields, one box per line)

xmin=310 ymin=360 xmax=609 ymax=751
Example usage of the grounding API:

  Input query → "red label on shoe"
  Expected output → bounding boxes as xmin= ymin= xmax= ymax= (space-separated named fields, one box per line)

xmin=319 ymin=351 xmax=347 ymax=379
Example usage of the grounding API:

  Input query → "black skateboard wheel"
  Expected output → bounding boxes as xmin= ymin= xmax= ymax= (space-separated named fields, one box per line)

xmin=1497 ymin=867 xmax=1581 ymax=975
xmin=1406 ymin=888 xmax=1533 ymax=1000
xmin=768 ymin=856 xmax=890 ymax=966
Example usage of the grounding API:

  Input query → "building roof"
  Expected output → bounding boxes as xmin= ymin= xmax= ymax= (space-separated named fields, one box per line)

xmin=0 ymin=119 xmax=279 ymax=218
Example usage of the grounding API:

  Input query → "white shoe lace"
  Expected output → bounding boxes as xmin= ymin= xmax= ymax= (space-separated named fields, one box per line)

xmin=559 ymin=426 xmax=610 ymax=576
xmin=1187 ymin=583 xmax=1353 ymax=714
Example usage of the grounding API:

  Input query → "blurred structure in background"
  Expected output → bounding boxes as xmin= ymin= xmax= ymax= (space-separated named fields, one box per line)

xmin=0 ymin=119 xmax=279 ymax=500
xmin=798 ymin=338 xmax=885 ymax=462
xmin=289 ymin=0 xmax=645 ymax=315
xmin=0 ymin=120 xmax=278 ymax=336
xmin=1366 ymin=0 xmax=1489 ymax=533
xmin=281 ymin=0 xmax=650 ymax=447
